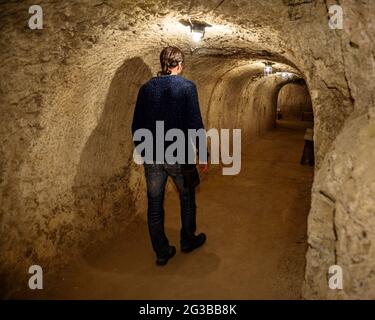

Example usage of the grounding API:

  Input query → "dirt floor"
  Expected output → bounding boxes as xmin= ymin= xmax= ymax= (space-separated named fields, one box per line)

xmin=16 ymin=120 xmax=314 ymax=300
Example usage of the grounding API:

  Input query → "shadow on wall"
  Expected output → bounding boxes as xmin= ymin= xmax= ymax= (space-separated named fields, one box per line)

xmin=72 ymin=57 xmax=152 ymax=246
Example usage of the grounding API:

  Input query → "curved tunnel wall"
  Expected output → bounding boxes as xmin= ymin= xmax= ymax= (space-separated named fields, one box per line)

xmin=277 ymin=83 xmax=313 ymax=120
xmin=1 ymin=0 xmax=374 ymax=299
xmin=185 ymin=57 xmax=297 ymax=140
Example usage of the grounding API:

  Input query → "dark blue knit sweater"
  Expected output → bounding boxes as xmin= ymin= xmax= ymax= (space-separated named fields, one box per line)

xmin=131 ymin=75 xmax=206 ymax=162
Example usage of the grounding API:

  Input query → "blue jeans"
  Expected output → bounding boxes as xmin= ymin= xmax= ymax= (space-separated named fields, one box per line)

xmin=144 ymin=163 xmax=197 ymax=257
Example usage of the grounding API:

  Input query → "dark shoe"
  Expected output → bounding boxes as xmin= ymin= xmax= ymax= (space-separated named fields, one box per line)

xmin=181 ymin=233 xmax=206 ymax=253
xmin=156 ymin=246 xmax=176 ymax=266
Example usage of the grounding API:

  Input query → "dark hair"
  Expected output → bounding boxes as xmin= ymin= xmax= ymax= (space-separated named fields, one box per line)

xmin=158 ymin=46 xmax=185 ymax=76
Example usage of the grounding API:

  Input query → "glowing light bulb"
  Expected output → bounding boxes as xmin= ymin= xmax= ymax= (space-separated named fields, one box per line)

xmin=192 ymin=30 xmax=204 ymax=42
xmin=281 ymin=72 xmax=293 ymax=79
xmin=264 ymin=65 xmax=273 ymax=76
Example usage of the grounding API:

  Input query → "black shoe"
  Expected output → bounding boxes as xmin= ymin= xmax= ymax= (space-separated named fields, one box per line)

xmin=181 ymin=233 xmax=206 ymax=253
xmin=156 ymin=246 xmax=176 ymax=266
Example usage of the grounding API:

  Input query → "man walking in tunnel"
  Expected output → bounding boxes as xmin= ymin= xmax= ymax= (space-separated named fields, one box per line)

xmin=132 ymin=46 xmax=208 ymax=266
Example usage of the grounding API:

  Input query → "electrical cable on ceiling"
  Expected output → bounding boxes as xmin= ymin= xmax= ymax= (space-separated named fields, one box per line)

xmin=212 ymin=0 xmax=227 ymax=12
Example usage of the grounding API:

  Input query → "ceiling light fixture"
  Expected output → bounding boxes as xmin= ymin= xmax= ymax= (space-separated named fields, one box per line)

xmin=189 ymin=17 xmax=212 ymax=43
xmin=263 ymin=61 xmax=274 ymax=77
xmin=180 ymin=18 xmax=212 ymax=43
xmin=281 ymin=72 xmax=294 ymax=79
xmin=191 ymin=26 xmax=205 ymax=42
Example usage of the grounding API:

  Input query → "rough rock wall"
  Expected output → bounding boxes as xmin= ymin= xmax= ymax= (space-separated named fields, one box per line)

xmin=0 ymin=0 xmax=374 ymax=299
xmin=303 ymin=0 xmax=375 ymax=300
xmin=277 ymin=83 xmax=312 ymax=119
xmin=305 ymin=113 xmax=375 ymax=299
xmin=0 ymin=0 xmax=159 ymax=295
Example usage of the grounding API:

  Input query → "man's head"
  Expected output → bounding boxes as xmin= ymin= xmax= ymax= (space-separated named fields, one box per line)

xmin=159 ymin=46 xmax=185 ymax=75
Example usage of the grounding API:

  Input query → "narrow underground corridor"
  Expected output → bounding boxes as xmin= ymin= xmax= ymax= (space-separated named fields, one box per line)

xmin=15 ymin=118 xmax=313 ymax=300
